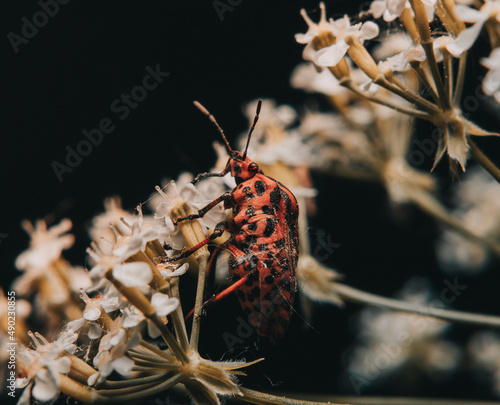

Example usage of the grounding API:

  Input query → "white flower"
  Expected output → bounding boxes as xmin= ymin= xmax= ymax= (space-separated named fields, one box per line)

xmin=481 ymin=47 xmax=500 ymax=103
xmin=380 ymin=36 xmax=451 ymax=72
xmin=86 ymin=232 xmax=154 ymax=290
xmin=372 ymin=33 xmax=414 ymax=60
xmin=90 ymin=323 xmax=141 ymax=384
xmin=242 ymin=99 xmax=296 ymax=136
xmin=160 ymin=262 xmax=189 ymax=278
xmin=369 ymin=0 xmax=408 ymax=21
xmin=369 ymin=0 xmax=436 ymax=22
xmin=153 ymin=180 xmax=226 ymax=250
xmin=80 ymin=290 xmax=120 ymax=321
xmin=112 ymin=208 xmax=163 ymax=261
xmin=88 ymin=196 xmax=135 ymax=242
xmin=121 ymin=293 xmax=179 ymax=338
xmin=15 ymin=219 xmax=74 ymax=271
xmin=17 ymin=332 xmax=76 ymax=404
xmin=151 ymin=292 xmax=179 ymax=316
xmin=295 ymin=3 xmax=337 ymax=68
xmin=290 ymin=62 xmax=350 ymax=97
xmin=316 ymin=16 xmax=379 ymax=67
xmin=446 ymin=1 xmax=500 ymax=56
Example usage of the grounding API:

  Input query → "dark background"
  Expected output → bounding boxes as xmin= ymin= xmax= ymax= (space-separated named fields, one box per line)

xmin=2 ymin=1 xmax=500 ymax=403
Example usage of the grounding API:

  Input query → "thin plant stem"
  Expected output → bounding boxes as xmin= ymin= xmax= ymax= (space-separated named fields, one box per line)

xmin=92 ymin=374 xmax=183 ymax=403
xmin=453 ymin=51 xmax=468 ymax=106
xmin=334 ymin=283 xmax=500 ymax=328
xmin=132 ymin=366 xmax=171 ymax=372
xmin=97 ymin=372 xmax=172 ymax=389
xmin=412 ymin=64 xmax=440 ymax=105
xmin=190 ymin=252 xmax=210 ymax=350
xmin=342 ymin=80 xmax=434 ymax=121
xmin=468 ymin=137 xmax=500 ymax=185
xmin=130 ymin=359 xmax=181 ymax=369
xmin=68 ymin=369 xmax=90 ymax=385
xmin=95 ymin=381 xmax=160 ymax=396
xmin=137 ymin=341 xmax=176 ymax=362
xmin=149 ymin=313 xmax=190 ymax=364
xmin=59 ymin=375 xmax=97 ymax=403
xmin=128 ymin=350 xmax=170 ymax=362
xmin=239 ymin=391 xmax=500 ymax=405
xmin=170 ymin=277 xmax=190 ymax=350
xmin=378 ymin=77 xmax=440 ymax=114
xmin=238 ymin=387 xmax=344 ymax=405
xmin=443 ymin=51 xmax=453 ymax=101
xmin=422 ymin=41 xmax=452 ymax=110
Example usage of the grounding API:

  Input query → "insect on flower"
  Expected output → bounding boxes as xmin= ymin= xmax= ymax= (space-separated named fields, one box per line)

xmin=163 ymin=100 xmax=299 ymax=342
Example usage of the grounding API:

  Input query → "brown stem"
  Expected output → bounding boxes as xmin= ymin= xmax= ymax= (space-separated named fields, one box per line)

xmin=469 ymin=137 xmax=500 ymax=185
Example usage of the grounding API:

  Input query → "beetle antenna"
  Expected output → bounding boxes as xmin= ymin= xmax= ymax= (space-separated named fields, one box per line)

xmin=242 ymin=99 xmax=262 ymax=160
xmin=193 ymin=101 xmax=232 ymax=152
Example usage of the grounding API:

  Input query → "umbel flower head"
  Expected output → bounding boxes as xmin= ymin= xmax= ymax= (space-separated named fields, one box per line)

xmin=296 ymin=1 xmax=499 ymax=176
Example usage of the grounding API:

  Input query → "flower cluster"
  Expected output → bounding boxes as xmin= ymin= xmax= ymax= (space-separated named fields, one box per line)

xmin=295 ymin=1 xmax=499 ymax=175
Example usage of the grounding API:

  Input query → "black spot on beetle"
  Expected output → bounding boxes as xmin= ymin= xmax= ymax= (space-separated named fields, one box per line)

xmin=255 ymin=180 xmax=266 ymax=196
xmin=265 ymin=275 xmax=275 ymax=284
xmin=283 ymin=191 xmax=294 ymax=225
xmin=243 ymin=186 xmax=251 ymax=194
xmin=264 ymin=218 xmax=277 ymax=237
xmin=269 ymin=186 xmax=282 ymax=210
xmin=264 ymin=258 xmax=274 ymax=268
xmin=262 ymin=205 xmax=273 ymax=215
xmin=275 ymin=239 xmax=285 ymax=249
xmin=251 ymin=286 xmax=260 ymax=297
xmin=245 ymin=206 xmax=255 ymax=217
xmin=271 ymin=268 xmax=279 ymax=276
xmin=248 ymin=222 xmax=257 ymax=232
xmin=258 ymin=244 xmax=268 ymax=251
xmin=245 ymin=234 xmax=257 ymax=245
xmin=247 ymin=293 xmax=254 ymax=302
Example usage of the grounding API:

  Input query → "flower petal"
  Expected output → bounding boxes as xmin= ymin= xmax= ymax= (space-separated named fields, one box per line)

xmin=112 ymin=356 xmax=135 ymax=376
xmin=32 ymin=369 xmax=59 ymax=402
xmin=360 ymin=21 xmax=379 ymax=40
xmin=151 ymin=293 xmax=179 ymax=316
xmin=317 ymin=41 xmax=350 ymax=67
xmin=84 ymin=307 xmax=101 ymax=321
xmin=482 ymin=68 xmax=500 ymax=96
xmin=454 ymin=5 xmax=487 ymax=22
xmin=446 ymin=19 xmax=487 ymax=57
xmin=112 ymin=262 xmax=152 ymax=287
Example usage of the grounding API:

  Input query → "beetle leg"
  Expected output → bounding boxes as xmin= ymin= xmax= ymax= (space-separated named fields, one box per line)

xmin=161 ymin=221 xmax=229 ymax=263
xmin=186 ymin=268 xmax=258 ymax=320
xmin=174 ymin=191 xmax=234 ymax=225
xmin=191 ymin=171 xmax=225 ymax=185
